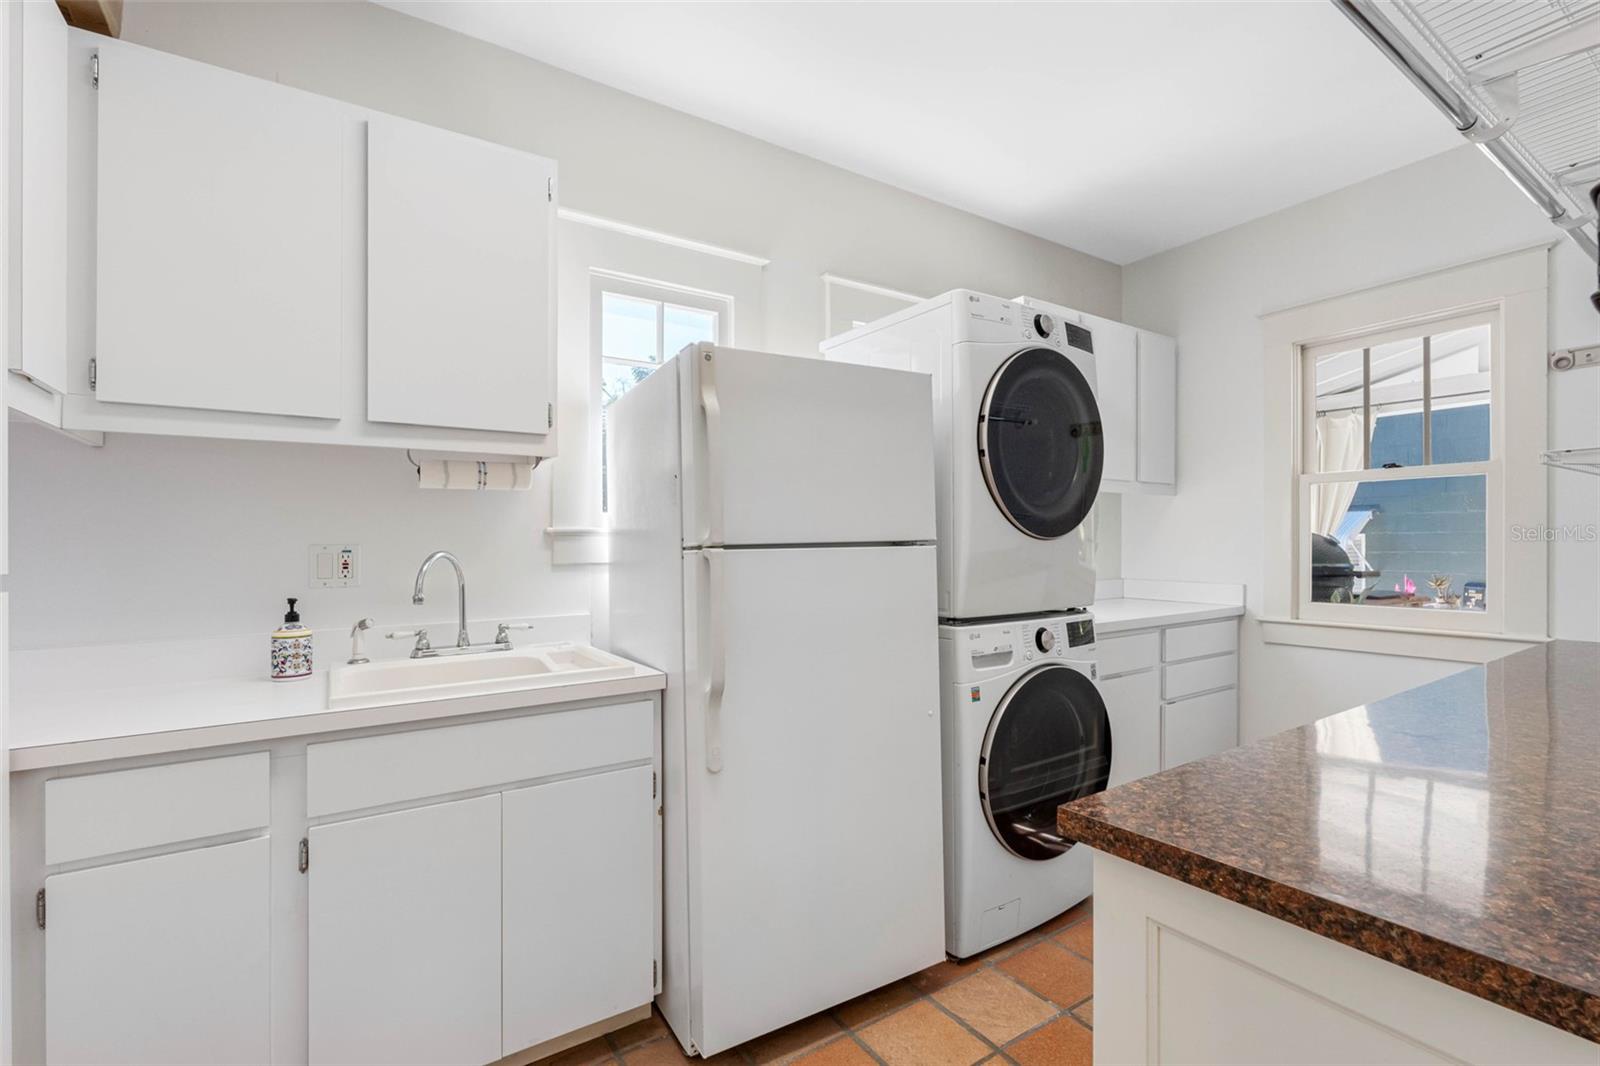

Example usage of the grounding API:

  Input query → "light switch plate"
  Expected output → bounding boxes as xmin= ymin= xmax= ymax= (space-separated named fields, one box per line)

xmin=309 ymin=544 xmax=359 ymax=588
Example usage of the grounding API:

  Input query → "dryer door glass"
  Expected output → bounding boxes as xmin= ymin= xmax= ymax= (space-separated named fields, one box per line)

xmin=980 ymin=663 xmax=1111 ymax=861
xmin=978 ymin=348 xmax=1104 ymax=539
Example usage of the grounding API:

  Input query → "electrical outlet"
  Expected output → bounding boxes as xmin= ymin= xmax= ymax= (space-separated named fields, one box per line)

xmin=310 ymin=544 xmax=359 ymax=589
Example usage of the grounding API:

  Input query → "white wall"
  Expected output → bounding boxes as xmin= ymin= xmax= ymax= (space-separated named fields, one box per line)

xmin=6 ymin=1 xmax=1123 ymax=655
xmin=1121 ymin=145 xmax=1600 ymax=742
xmin=7 ymin=424 xmax=589 ymax=650
xmin=119 ymin=1 xmax=1121 ymax=353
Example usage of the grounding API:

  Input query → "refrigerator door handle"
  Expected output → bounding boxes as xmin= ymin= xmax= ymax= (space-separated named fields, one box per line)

xmin=704 ymin=547 xmax=727 ymax=773
xmin=698 ymin=346 xmax=724 ymax=547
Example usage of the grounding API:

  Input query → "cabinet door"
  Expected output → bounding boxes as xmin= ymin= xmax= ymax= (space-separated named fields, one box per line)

xmin=1101 ymin=669 xmax=1161 ymax=787
xmin=309 ymin=795 xmax=501 ymax=1066
xmin=45 ymin=838 xmax=270 ymax=1065
xmin=502 ymin=767 xmax=656 ymax=1056
xmin=10 ymin=0 xmax=68 ymax=393
xmin=1136 ymin=330 xmax=1177 ymax=487
xmin=95 ymin=42 xmax=345 ymax=418
xmin=1162 ymin=688 xmax=1238 ymax=769
xmin=1083 ymin=314 xmax=1138 ymax=484
xmin=366 ymin=116 xmax=556 ymax=435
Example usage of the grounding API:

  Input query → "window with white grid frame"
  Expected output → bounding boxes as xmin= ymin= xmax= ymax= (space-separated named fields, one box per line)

xmin=1299 ymin=309 xmax=1500 ymax=630
xmin=594 ymin=272 xmax=730 ymax=513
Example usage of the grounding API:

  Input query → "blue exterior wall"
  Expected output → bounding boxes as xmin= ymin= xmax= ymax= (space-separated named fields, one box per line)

xmin=1350 ymin=405 xmax=1488 ymax=599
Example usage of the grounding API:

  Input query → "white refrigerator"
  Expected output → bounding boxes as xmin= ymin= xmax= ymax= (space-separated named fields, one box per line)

xmin=609 ymin=343 xmax=945 ymax=1056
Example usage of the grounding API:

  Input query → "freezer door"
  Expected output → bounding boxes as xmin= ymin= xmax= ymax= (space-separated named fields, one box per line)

xmin=680 ymin=345 xmax=935 ymax=547
xmin=682 ymin=544 xmax=945 ymax=1055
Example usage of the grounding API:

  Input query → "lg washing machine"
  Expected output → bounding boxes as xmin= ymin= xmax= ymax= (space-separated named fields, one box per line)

xmin=937 ymin=611 xmax=1110 ymax=958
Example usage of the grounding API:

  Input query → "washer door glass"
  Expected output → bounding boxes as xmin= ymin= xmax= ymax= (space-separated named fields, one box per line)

xmin=980 ymin=663 xmax=1111 ymax=861
xmin=978 ymin=348 xmax=1104 ymax=539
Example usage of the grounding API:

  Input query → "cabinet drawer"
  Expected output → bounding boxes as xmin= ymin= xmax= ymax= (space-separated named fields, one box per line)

xmin=1163 ymin=620 xmax=1238 ymax=662
xmin=1163 ymin=654 xmax=1237 ymax=700
xmin=1096 ymin=631 xmax=1159 ymax=677
xmin=1162 ymin=688 xmax=1238 ymax=769
xmin=46 ymin=752 xmax=269 ymax=865
xmin=307 ymin=701 xmax=653 ymax=818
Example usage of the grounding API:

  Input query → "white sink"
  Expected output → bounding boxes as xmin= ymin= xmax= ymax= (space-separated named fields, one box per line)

xmin=328 ymin=643 xmax=635 ymax=710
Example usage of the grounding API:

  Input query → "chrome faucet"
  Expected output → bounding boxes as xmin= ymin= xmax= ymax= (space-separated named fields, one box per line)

xmin=413 ymin=550 xmax=471 ymax=649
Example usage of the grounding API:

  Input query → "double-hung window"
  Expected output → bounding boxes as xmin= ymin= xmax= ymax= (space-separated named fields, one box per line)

xmin=593 ymin=272 xmax=730 ymax=513
xmin=1300 ymin=312 xmax=1499 ymax=630
xmin=1259 ymin=246 xmax=1546 ymax=654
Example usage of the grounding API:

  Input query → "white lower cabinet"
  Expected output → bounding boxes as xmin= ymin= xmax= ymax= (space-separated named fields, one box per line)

xmin=1162 ymin=688 xmax=1239 ymax=770
xmin=14 ymin=695 xmax=663 ymax=1066
xmin=1100 ymin=670 xmax=1162 ymax=787
xmin=309 ymin=795 xmax=503 ymax=1066
xmin=502 ymin=767 xmax=656 ymax=1055
xmin=1097 ymin=617 xmax=1240 ymax=779
xmin=45 ymin=838 xmax=271 ymax=1066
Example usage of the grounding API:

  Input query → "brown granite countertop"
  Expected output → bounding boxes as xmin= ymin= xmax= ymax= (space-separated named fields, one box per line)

xmin=1059 ymin=640 xmax=1600 ymax=1042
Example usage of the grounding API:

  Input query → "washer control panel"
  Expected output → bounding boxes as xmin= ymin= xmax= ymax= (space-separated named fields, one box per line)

xmin=957 ymin=612 xmax=1095 ymax=672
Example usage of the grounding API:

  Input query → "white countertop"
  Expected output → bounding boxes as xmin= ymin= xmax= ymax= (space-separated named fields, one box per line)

xmin=9 ymin=663 xmax=665 ymax=772
xmin=1093 ymin=597 xmax=1245 ymax=635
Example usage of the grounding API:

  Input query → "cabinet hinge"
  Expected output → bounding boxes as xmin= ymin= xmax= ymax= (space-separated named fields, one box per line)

xmin=652 ymin=772 xmax=657 ymax=799
xmin=652 ymin=959 xmax=657 ymax=985
xmin=547 ymin=402 xmax=553 ymax=429
xmin=298 ymin=837 xmax=310 ymax=874
xmin=88 ymin=357 xmax=97 ymax=391
xmin=91 ymin=53 xmax=99 ymax=89
xmin=547 ymin=177 xmax=553 ymax=202
xmin=35 ymin=888 xmax=46 ymax=930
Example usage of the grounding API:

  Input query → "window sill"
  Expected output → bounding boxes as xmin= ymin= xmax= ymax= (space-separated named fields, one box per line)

xmin=545 ymin=526 xmax=610 ymax=566
xmin=1260 ymin=616 xmax=1544 ymax=663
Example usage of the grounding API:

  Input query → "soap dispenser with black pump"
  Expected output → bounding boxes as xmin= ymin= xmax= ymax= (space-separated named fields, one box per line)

xmin=271 ymin=597 xmax=313 ymax=681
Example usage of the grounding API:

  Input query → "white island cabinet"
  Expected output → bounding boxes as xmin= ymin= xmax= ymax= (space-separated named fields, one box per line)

xmin=8 ymin=684 xmax=664 ymax=1066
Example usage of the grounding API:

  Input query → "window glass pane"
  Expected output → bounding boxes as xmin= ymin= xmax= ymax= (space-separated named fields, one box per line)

xmin=601 ymin=360 xmax=655 ymax=408
xmin=662 ymin=304 xmax=717 ymax=361
xmin=1367 ymin=336 xmax=1424 ymax=466
xmin=1428 ymin=324 xmax=1491 ymax=463
xmin=1309 ymin=474 xmax=1486 ymax=610
xmin=601 ymin=293 xmax=660 ymax=363
xmin=599 ymin=360 xmax=660 ymax=514
xmin=1311 ymin=348 xmax=1368 ymax=473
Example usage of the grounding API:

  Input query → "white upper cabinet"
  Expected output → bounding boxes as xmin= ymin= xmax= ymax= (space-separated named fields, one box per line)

xmin=53 ymin=33 xmax=559 ymax=456
xmin=1136 ymin=329 xmax=1177 ymax=488
xmin=1080 ymin=313 xmax=1177 ymax=495
xmin=1084 ymin=313 xmax=1138 ymax=484
xmin=7 ymin=0 xmax=69 ymax=396
xmin=367 ymin=116 xmax=556 ymax=435
xmin=94 ymin=42 xmax=346 ymax=419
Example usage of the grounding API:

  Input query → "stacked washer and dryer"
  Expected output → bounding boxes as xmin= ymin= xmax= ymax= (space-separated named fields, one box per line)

xmin=824 ymin=290 xmax=1114 ymax=958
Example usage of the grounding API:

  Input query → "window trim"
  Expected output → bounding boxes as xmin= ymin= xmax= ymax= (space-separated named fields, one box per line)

xmin=1260 ymin=243 xmax=1550 ymax=658
xmin=590 ymin=270 xmax=732 ymax=521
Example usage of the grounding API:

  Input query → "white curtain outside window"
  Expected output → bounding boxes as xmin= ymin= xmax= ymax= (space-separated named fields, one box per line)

xmin=1311 ymin=411 xmax=1367 ymax=536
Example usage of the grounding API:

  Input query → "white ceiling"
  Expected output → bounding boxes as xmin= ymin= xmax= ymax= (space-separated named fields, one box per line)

xmin=378 ymin=1 xmax=1464 ymax=264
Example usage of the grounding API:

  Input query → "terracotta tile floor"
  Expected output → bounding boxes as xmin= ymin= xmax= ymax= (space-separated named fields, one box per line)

xmin=537 ymin=899 xmax=1093 ymax=1066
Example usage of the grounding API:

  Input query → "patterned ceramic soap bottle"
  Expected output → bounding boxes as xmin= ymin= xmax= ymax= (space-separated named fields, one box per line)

xmin=271 ymin=598 xmax=313 ymax=681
